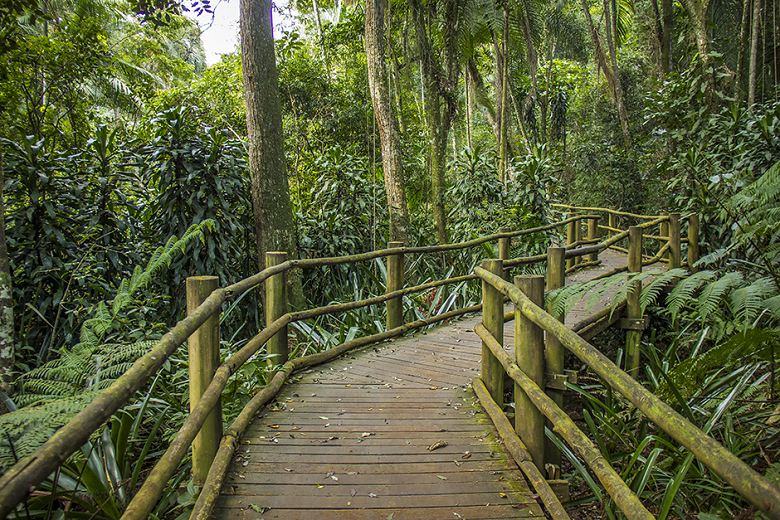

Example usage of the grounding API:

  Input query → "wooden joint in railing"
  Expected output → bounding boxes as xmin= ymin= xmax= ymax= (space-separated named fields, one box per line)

xmin=386 ymin=242 xmax=404 ymax=331
xmin=514 ymin=275 xmax=546 ymax=474
xmin=266 ymin=252 xmax=289 ymax=374
xmin=481 ymin=259 xmax=505 ymax=405
xmin=186 ymin=276 xmax=223 ymax=486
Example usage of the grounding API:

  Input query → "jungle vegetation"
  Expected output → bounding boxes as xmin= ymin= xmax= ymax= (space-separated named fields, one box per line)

xmin=0 ymin=0 xmax=779 ymax=516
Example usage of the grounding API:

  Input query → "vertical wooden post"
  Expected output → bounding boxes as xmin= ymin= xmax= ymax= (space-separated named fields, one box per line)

xmin=688 ymin=214 xmax=700 ymax=273
xmin=566 ymin=214 xmax=577 ymax=271
xmin=186 ymin=276 xmax=222 ymax=486
xmin=626 ymin=227 xmax=643 ymax=379
xmin=265 ymin=252 xmax=288 ymax=372
xmin=544 ymin=247 xmax=565 ymax=474
xmin=481 ymin=259 xmax=505 ymax=406
xmin=515 ymin=275 xmax=545 ymax=474
xmin=587 ymin=217 xmax=598 ymax=262
xmin=608 ymin=207 xmax=617 ymax=239
xmin=574 ymin=218 xmax=582 ymax=266
xmin=669 ymin=212 xmax=681 ymax=270
xmin=386 ymin=242 xmax=404 ymax=330
xmin=660 ymin=211 xmax=669 ymax=263
xmin=498 ymin=227 xmax=511 ymax=281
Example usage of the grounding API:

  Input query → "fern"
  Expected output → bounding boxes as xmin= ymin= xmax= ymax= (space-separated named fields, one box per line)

xmin=3 ymin=222 xmax=212 ymax=470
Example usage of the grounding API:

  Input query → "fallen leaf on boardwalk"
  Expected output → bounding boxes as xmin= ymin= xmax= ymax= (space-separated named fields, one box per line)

xmin=430 ymin=387 xmax=438 ymax=390
xmin=347 ymin=471 xmax=359 ymax=475
xmin=249 ymin=504 xmax=268 ymax=513
xmin=292 ymin=426 xmax=301 ymax=430
xmin=427 ymin=440 xmax=448 ymax=451
xmin=350 ymin=489 xmax=356 ymax=497
xmin=387 ymin=514 xmax=394 ymax=520
xmin=326 ymin=471 xmax=335 ymax=478
xmin=499 ymin=493 xmax=507 ymax=498
xmin=361 ymin=432 xmax=372 ymax=438
xmin=453 ymin=460 xmax=461 ymax=466
xmin=268 ymin=424 xmax=279 ymax=429
xmin=319 ymin=416 xmax=329 ymax=420
xmin=462 ymin=451 xmax=471 ymax=459
xmin=316 ymin=483 xmax=324 ymax=489
xmin=369 ymin=493 xmax=377 ymax=498
xmin=346 ymin=384 xmax=351 ymax=387
xmin=437 ymin=475 xmax=448 ymax=480
xmin=283 ymin=468 xmax=293 ymax=472
xmin=272 ymin=439 xmax=278 ymax=443
xmin=330 ymin=475 xmax=339 ymax=481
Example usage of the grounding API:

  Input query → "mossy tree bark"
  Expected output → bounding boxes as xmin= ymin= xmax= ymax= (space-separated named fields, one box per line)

xmin=240 ymin=0 xmax=303 ymax=307
xmin=366 ymin=0 xmax=411 ymax=244
xmin=412 ymin=0 xmax=459 ymax=245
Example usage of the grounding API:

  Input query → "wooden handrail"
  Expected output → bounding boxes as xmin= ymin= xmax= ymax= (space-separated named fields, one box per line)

xmin=474 ymin=265 xmax=780 ymax=520
xmin=0 ymin=205 xmax=700 ymax=520
xmin=552 ymin=203 xmax=661 ymax=220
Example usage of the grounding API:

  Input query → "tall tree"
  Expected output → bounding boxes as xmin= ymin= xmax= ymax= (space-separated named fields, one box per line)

xmin=412 ymin=0 xmax=459 ymax=244
xmin=366 ymin=0 xmax=411 ymax=244
xmin=0 ymin=145 xmax=13 ymax=398
xmin=680 ymin=0 xmax=717 ymax=108
xmin=240 ymin=0 xmax=302 ymax=304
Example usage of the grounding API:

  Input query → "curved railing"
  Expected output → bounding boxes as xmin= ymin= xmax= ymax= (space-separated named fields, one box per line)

xmin=0 ymin=207 xmax=700 ymax=520
xmin=473 ymin=264 xmax=780 ymax=519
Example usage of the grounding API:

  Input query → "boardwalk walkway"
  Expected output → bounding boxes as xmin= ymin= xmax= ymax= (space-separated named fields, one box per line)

xmin=213 ymin=250 xmax=653 ymax=519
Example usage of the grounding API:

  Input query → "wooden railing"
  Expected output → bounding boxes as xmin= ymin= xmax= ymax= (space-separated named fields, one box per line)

xmin=473 ymin=261 xmax=780 ymax=518
xmin=0 ymin=206 xmax=703 ymax=520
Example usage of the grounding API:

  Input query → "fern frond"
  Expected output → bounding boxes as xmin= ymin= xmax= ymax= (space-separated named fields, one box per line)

xmin=697 ymin=271 xmax=744 ymax=319
xmin=666 ymin=270 xmax=717 ymax=320
xmin=639 ymin=268 xmax=688 ymax=313
xmin=728 ymin=277 xmax=776 ymax=327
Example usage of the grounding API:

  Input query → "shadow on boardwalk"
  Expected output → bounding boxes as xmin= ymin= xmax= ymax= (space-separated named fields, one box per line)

xmin=213 ymin=251 xmax=650 ymax=519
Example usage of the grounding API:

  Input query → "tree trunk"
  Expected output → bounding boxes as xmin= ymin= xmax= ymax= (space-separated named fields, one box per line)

xmin=0 ymin=144 xmax=14 ymax=399
xmin=581 ymin=0 xmax=631 ymax=146
xmin=240 ymin=0 xmax=303 ymax=306
xmin=366 ymin=0 xmax=411 ymax=245
xmin=681 ymin=0 xmax=716 ymax=109
xmin=413 ymin=0 xmax=459 ymax=245
xmin=498 ymin=2 xmax=510 ymax=182
xmin=748 ymin=0 xmax=762 ymax=108
xmin=661 ymin=0 xmax=673 ymax=73
xmin=736 ymin=0 xmax=751 ymax=102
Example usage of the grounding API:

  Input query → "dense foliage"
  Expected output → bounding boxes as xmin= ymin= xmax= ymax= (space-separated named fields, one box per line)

xmin=1 ymin=0 xmax=779 ymax=517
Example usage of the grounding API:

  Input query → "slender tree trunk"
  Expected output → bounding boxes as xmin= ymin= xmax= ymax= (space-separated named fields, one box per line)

xmin=681 ymin=0 xmax=716 ymax=109
xmin=413 ymin=0 xmax=458 ymax=245
xmin=0 ymin=144 xmax=14 ymax=398
xmin=366 ymin=0 xmax=411 ymax=244
xmin=736 ymin=0 xmax=752 ymax=102
xmin=749 ymin=0 xmax=763 ymax=108
xmin=498 ymin=1 xmax=510 ymax=182
xmin=661 ymin=0 xmax=673 ymax=73
xmin=240 ymin=0 xmax=303 ymax=306
xmin=581 ymin=0 xmax=631 ymax=146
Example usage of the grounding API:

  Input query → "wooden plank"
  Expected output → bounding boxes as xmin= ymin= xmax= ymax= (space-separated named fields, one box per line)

xmin=214 ymin=505 xmax=543 ymax=520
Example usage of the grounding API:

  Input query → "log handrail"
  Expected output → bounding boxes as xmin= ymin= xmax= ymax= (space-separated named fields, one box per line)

xmin=474 ymin=265 xmax=780 ymax=520
xmin=0 ymin=205 xmax=701 ymax=520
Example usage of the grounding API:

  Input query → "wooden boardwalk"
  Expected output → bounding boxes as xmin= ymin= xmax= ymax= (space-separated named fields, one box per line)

xmin=213 ymin=250 xmax=653 ymax=519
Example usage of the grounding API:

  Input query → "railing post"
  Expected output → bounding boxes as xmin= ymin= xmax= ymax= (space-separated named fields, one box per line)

xmin=669 ymin=212 xmax=681 ymax=270
xmin=626 ymin=227 xmax=643 ymax=379
xmin=566 ymin=214 xmax=577 ymax=271
xmin=266 ymin=252 xmax=288 ymax=372
xmin=386 ymin=242 xmax=404 ymax=330
xmin=587 ymin=217 xmax=598 ymax=262
xmin=481 ymin=259 xmax=505 ymax=405
xmin=608 ymin=207 xmax=616 ymax=239
xmin=544 ymin=247 xmax=565 ymax=475
xmin=688 ymin=214 xmax=700 ymax=273
xmin=574 ymin=218 xmax=582 ymax=266
xmin=660 ymin=211 xmax=669 ymax=262
xmin=186 ymin=276 xmax=222 ymax=486
xmin=515 ymin=275 xmax=546 ymax=474
xmin=498 ymin=227 xmax=511 ymax=281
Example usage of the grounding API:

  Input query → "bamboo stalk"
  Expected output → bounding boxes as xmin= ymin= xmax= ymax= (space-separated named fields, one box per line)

xmin=688 ymin=214 xmax=700 ymax=273
xmin=565 ymin=260 xmax=602 ymax=275
xmin=498 ymin=227 xmax=512 ymax=281
xmin=474 ymin=323 xmax=653 ymax=520
xmin=545 ymin=247 xmax=565 ymax=472
xmin=626 ymin=227 xmax=643 ymax=378
xmin=669 ymin=212 xmax=681 ymax=269
xmin=474 ymin=266 xmax=780 ymax=520
xmin=472 ymin=378 xmax=571 ymax=520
